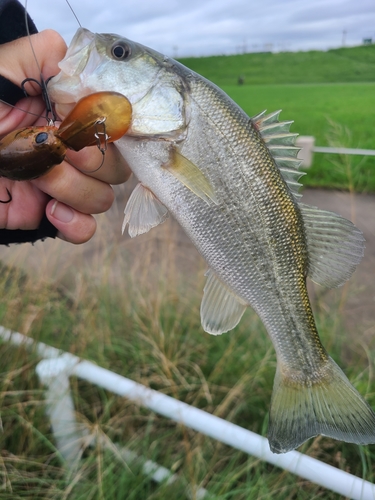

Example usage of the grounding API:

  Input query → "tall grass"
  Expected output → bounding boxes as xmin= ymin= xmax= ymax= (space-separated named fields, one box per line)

xmin=0 ymin=185 xmax=375 ymax=499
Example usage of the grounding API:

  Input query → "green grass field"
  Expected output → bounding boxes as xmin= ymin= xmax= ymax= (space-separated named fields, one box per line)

xmin=180 ymin=44 xmax=375 ymax=192
xmin=223 ymin=82 xmax=375 ymax=192
xmin=179 ymin=44 xmax=375 ymax=86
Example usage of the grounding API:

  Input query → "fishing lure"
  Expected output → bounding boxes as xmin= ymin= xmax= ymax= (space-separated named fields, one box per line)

xmin=0 ymin=91 xmax=132 ymax=181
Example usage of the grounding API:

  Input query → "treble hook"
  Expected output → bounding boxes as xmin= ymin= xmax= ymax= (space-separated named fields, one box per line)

xmin=0 ymin=188 xmax=12 ymax=204
xmin=89 ymin=117 xmax=110 ymax=173
xmin=94 ymin=118 xmax=109 ymax=153
xmin=21 ymin=75 xmax=57 ymax=125
xmin=62 ymin=117 xmax=111 ymax=175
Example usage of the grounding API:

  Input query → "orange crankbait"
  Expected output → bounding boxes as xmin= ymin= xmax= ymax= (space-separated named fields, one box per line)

xmin=0 ymin=91 xmax=132 ymax=181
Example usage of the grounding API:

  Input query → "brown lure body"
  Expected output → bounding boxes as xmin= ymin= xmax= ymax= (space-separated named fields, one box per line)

xmin=0 ymin=127 xmax=67 ymax=180
xmin=0 ymin=91 xmax=132 ymax=181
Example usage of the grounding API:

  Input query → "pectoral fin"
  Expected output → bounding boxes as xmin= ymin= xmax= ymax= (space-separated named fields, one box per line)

xmin=122 ymin=183 xmax=168 ymax=238
xmin=163 ymin=147 xmax=218 ymax=205
xmin=201 ymin=269 xmax=247 ymax=335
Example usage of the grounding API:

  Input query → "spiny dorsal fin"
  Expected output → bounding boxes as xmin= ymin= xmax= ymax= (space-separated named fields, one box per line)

xmin=263 ymin=133 xmax=299 ymax=146
xmin=252 ymin=110 xmax=304 ymax=199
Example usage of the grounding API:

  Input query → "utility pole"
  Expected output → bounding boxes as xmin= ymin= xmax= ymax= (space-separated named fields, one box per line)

xmin=342 ymin=29 xmax=347 ymax=47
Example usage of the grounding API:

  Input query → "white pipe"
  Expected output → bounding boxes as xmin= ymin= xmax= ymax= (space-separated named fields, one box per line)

xmin=313 ymin=146 xmax=375 ymax=156
xmin=35 ymin=355 xmax=209 ymax=498
xmin=0 ymin=327 xmax=62 ymax=358
xmin=1 ymin=328 xmax=374 ymax=500
xmin=74 ymin=360 xmax=375 ymax=500
xmin=35 ymin=356 xmax=87 ymax=464
xmin=113 ymin=443 xmax=208 ymax=499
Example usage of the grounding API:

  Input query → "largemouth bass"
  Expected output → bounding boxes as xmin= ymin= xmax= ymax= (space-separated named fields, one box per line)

xmin=49 ymin=28 xmax=375 ymax=453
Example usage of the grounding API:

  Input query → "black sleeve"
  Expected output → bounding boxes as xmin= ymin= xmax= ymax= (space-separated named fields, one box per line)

xmin=0 ymin=0 xmax=38 ymax=44
xmin=0 ymin=213 xmax=58 ymax=245
xmin=0 ymin=0 xmax=38 ymax=105
xmin=0 ymin=0 xmax=58 ymax=244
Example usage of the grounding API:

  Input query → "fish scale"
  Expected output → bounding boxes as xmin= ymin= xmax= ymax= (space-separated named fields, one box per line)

xmin=184 ymin=79 xmax=307 ymax=310
xmin=49 ymin=27 xmax=375 ymax=454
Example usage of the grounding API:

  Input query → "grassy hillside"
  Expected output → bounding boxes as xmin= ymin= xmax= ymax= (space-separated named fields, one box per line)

xmin=224 ymin=82 xmax=375 ymax=192
xmin=179 ymin=45 xmax=375 ymax=86
xmin=180 ymin=45 xmax=375 ymax=192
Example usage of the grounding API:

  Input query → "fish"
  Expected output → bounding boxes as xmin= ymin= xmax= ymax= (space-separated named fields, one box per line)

xmin=48 ymin=27 xmax=375 ymax=454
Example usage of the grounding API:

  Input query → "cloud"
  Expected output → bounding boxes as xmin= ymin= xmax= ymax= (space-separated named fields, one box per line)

xmin=26 ymin=0 xmax=375 ymax=57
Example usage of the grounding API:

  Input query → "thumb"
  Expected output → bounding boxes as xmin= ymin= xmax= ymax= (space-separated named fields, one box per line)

xmin=46 ymin=199 xmax=97 ymax=244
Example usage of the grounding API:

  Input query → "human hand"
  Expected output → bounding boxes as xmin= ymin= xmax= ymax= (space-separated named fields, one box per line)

xmin=0 ymin=30 xmax=131 ymax=244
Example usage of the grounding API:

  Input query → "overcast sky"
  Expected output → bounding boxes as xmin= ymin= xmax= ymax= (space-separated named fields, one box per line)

xmin=25 ymin=0 xmax=375 ymax=58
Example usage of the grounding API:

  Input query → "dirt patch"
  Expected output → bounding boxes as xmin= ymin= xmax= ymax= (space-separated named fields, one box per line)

xmin=302 ymin=189 xmax=375 ymax=339
xmin=0 ymin=185 xmax=373 ymax=337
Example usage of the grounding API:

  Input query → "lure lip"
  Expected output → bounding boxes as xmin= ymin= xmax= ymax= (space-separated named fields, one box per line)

xmin=56 ymin=91 xmax=132 ymax=150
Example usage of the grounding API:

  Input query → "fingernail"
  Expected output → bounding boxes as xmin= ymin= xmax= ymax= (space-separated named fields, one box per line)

xmin=50 ymin=201 xmax=74 ymax=223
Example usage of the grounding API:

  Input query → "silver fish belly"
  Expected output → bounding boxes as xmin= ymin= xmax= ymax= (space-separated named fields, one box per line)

xmin=49 ymin=28 xmax=375 ymax=453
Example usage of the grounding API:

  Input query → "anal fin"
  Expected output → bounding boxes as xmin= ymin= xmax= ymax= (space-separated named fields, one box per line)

xmin=122 ymin=183 xmax=168 ymax=238
xmin=201 ymin=269 xmax=247 ymax=335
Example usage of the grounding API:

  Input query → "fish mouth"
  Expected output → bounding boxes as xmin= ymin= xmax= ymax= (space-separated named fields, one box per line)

xmin=49 ymin=28 xmax=99 ymax=109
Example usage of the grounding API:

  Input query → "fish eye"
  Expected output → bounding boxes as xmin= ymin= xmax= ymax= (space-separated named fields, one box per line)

xmin=35 ymin=132 xmax=48 ymax=144
xmin=111 ymin=42 xmax=131 ymax=60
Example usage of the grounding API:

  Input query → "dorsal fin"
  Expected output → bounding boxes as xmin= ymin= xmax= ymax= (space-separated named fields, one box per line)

xmin=252 ymin=110 xmax=305 ymax=199
xmin=299 ymin=203 xmax=365 ymax=288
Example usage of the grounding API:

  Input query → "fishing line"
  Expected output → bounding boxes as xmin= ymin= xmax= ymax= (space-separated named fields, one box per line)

xmin=53 ymin=0 xmax=108 ymax=174
xmin=23 ymin=0 xmax=56 ymax=124
xmin=65 ymin=0 xmax=82 ymax=28
xmin=0 ymin=99 xmax=51 ymax=120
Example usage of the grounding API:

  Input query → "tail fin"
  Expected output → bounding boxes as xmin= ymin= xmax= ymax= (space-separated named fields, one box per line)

xmin=268 ymin=357 xmax=375 ymax=453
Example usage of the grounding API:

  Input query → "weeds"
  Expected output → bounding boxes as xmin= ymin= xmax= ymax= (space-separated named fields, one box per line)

xmin=0 ymin=196 xmax=374 ymax=499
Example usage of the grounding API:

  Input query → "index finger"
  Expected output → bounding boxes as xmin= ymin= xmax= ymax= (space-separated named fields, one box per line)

xmin=0 ymin=30 xmax=66 ymax=95
xmin=0 ymin=30 xmax=67 ymax=133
